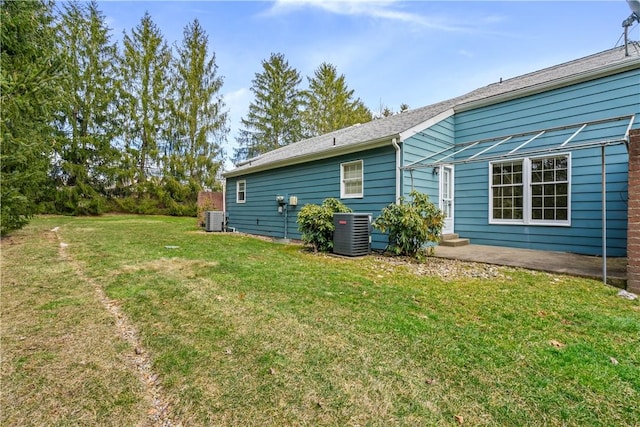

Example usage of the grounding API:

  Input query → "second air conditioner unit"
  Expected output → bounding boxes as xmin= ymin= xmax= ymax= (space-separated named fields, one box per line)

xmin=205 ymin=211 xmax=225 ymax=232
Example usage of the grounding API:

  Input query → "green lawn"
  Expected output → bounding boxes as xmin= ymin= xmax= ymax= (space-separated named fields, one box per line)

xmin=2 ymin=215 xmax=639 ymax=426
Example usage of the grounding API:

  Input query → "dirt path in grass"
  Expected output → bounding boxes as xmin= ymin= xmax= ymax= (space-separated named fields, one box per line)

xmin=51 ymin=227 xmax=179 ymax=427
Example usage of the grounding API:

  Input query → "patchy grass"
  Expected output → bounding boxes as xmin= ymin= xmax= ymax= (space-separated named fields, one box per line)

xmin=2 ymin=215 xmax=639 ymax=426
xmin=1 ymin=219 xmax=147 ymax=426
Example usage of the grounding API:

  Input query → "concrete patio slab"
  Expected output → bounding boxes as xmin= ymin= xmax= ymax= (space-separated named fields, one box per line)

xmin=433 ymin=244 xmax=627 ymax=287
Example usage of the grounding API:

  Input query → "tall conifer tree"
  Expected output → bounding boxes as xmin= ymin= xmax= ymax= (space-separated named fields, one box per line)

xmin=119 ymin=12 xmax=171 ymax=192
xmin=0 ymin=0 xmax=63 ymax=234
xmin=53 ymin=1 xmax=118 ymax=213
xmin=302 ymin=62 xmax=372 ymax=137
xmin=234 ymin=53 xmax=303 ymax=163
xmin=168 ymin=19 xmax=228 ymax=190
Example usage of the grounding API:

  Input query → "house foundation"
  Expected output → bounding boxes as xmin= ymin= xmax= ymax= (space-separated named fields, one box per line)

xmin=627 ymin=129 xmax=640 ymax=294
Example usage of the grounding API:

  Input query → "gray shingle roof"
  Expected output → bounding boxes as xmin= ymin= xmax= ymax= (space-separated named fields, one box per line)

xmin=225 ymin=45 xmax=640 ymax=177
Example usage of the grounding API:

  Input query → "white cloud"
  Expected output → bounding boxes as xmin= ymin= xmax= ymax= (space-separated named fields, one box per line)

xmin=224 ymin=87 xmax=251 ymax=106
xmin=266 ymin=0 xmax=467 ymax=32
xmin=297 ymin=30 xmax=392 ymax=74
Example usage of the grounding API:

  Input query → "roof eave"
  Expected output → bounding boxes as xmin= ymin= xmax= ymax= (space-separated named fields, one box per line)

xmin=455 ymin=58 xmax=640 ymax=113
xmin=398 ymin=108 xmax=455 ymax=141
xmin=223 ymin=135 xmax=399 ymax=178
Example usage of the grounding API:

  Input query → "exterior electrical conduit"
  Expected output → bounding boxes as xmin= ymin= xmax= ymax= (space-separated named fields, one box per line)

xmin=392 ymin=137 xmax=401 ymax=204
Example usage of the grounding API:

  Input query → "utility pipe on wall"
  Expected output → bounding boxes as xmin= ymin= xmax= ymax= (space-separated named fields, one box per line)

xmin=284 ymin=201 xmax=288 ymax=239
xmin=222 ymin=179 xmax=226 ymax=214
xmin=601 ymin=146 xmax=607 ymax=285
xmin=392 ymin=138 xmax=401 ymax=203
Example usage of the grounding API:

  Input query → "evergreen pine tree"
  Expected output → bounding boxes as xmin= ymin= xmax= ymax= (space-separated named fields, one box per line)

xmin=0 ymin=0 xmax=64 ymax=234
xmin=302 ymin=62 xmax=372 ymax=137
xmin=233 ymin=53 xmax=303 ymax=163
xmin=168 ymin=19 xmax=228 ymax=191
xmin=53 ymin=1 xmax=119 ymax=214
xmin=119 ymin=12 xmax=171 ymax=194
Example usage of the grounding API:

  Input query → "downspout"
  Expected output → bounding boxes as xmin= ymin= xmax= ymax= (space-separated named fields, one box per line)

xmin=601 ymin=146 xmax=607 ymax=285
xmin=222 ymin=179 xmax=226 ymax=213
xmin=392 ymin=138 xmax=401 ymax=203
xmin=222 ymin=179 xmax=227 ymax=231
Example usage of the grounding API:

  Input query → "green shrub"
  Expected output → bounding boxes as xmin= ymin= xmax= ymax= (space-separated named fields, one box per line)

xmin=105 ymin=177 xmax=198 ymax=217
xmin=0 ymin=190 xmax=31 ymax=236
xmin=53 ymin=184 xmax=106 ymax=216
xmin=166 ymin=200 xmax=197 ymax=217
xmin=111 ymin=196 xmax=161 ymax=215
xmin=109 ymin=195 xmax=196 ymax=217
xmin=297 ymin=198 xmax=352 ymax=252
xmin=373 ymin=190 xmax=445 ymax=257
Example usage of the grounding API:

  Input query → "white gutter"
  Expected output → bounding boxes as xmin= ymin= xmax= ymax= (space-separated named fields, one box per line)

xmin=223 ymin=136 xmax=393 ymax=178
xmin=391 ymin=137 xmax=401 ymax=203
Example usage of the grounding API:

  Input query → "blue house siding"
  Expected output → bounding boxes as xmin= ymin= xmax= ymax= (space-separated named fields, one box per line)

xmin=225 ymin=145 xmax=398 ymax=250
xmin=451 ymin=69 xmax=639 ymax=256
xmin=454 ymin=145 xmax=628 ymax=255
xmin=455 ymin=70 xmax=639 ymax=142
xmin=401 ymin=116 xmax=455 ymax=201
xmin=223 ymin=50 xmax=638 ymax=258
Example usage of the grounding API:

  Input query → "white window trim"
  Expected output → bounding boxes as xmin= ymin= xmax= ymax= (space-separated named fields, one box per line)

xmin=340 ymin=160 xmax=364 ymax=199
xmin=488 ymin=159 xmax=526 ymax=225
xmin=488 ymin=153 xmax=571 ymax=227
xmin=236 ymin=180 xmax=246 ymax=204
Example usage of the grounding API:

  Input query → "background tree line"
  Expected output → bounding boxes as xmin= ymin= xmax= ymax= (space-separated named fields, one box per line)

xmin=1 ymin=0 xmax=407 ymax=235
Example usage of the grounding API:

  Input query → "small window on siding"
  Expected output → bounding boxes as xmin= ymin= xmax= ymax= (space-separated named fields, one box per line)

xmin=236 ymin=180 xmax=246 ymax=204
xmin=341 ymin=160 xmax=363 ymax=198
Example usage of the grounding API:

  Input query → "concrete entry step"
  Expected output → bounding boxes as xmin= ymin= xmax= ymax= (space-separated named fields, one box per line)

xmin=440 ymin=233 xmax=458 ymax=241
xmin=439 ymin=238 xmax=470 ymax=247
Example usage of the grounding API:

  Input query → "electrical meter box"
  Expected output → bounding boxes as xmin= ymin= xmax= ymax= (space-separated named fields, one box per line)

xmin=333 ymin=213 xmax=372 ymax=256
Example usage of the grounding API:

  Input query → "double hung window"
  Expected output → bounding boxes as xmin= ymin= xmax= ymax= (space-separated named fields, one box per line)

xmin=490 ymin=154 xmax=570 ymax=225
xmin=236 ymin=180 xmax=246 ymax=204
xmin=341 ymin=160 xmax=363 ymax=198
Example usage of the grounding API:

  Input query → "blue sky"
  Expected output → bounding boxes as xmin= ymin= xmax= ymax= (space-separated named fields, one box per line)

xmin=97 ymin=1 xmax=639 ymax=167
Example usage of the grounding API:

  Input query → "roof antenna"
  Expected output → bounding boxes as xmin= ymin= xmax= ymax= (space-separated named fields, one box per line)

xmin=622 ymin=0 xmax=640 ymax=56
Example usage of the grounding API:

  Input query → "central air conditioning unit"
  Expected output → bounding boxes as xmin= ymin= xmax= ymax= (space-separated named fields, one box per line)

xmin=205 ymin=211 xmax=225 ymax=232
xmin=333 ymin=213 xmax=372 ymax=256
